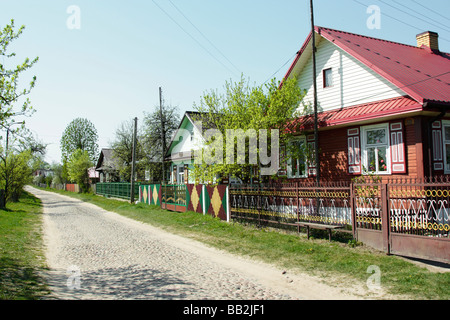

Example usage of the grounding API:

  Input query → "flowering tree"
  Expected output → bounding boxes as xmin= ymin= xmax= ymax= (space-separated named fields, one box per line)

xmin=0 ymin=20 xmax=39 ymax=204
xmin=0 ymin=20 xmax=38 ymax=128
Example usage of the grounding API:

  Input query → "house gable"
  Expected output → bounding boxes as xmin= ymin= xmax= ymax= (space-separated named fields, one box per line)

xmin=289 ymin=35 xmax=406 ymax=114
xmin=286 ymin=26 xmax=450 ymax=107
xmin=166 ymin=112 xmax=205 ymax=161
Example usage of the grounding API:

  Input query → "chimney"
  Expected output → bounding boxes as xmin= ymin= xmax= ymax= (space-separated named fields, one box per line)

xmin=416 ymin=31 xmax=439 ymax=51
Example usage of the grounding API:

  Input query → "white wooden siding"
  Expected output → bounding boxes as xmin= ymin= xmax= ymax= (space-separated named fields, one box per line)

xmin=170 ymin=118 xmax=204 ymax=155
xmin=295 ymin=37 xmax=405 ymax=113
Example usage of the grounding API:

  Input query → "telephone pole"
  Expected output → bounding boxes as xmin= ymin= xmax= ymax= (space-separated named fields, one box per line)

xmin=159 ymin=87 xmax=166 ymax=184
xmin=130 ymin=116 xmax=138 ymax=203
xmin=310 ymin=0 xmax=320 ymax=185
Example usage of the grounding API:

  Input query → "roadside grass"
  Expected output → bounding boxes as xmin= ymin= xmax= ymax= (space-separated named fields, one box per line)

xmin=0 ymin=191 xmax=49 ymax=299
xmin=36 ymin=187 xmax=450 ymax=299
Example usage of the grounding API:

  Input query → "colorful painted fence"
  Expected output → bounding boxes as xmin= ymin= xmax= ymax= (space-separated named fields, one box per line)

xmin=138 ymin=184 xmax=229 ymax=221
xmin=139 ymin=184 xmax=161 ymax=206
xmin=187 ymin=184 xmax=228 ymax=221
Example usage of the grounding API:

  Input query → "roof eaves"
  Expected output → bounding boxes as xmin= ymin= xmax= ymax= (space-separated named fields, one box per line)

xmin=282 ymin=31 xmax=313 ymax=82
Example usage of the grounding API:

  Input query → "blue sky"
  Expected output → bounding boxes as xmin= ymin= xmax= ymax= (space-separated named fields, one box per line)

xmin=1 ymin=0 xmax=450 ymax=164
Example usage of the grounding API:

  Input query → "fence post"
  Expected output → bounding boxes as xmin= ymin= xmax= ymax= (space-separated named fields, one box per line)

xmin=296 ymin=181 xmax=300 ymax=234
xmin=202 ymin=184 xmax=206 ymax=215
xmin=350 ymin=182 xmax=357 ymax=239
xmin=381 ymin=183 xmax=390 ymax=255
xmin=226 ymin=185 xmax=230 ymax=222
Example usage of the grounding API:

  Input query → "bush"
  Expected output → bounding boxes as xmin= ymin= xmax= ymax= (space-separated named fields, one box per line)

xmin=66 ymin=149 xmax=92 ymax=193
xmin=0 ymin=151 xmax=33 ymax=202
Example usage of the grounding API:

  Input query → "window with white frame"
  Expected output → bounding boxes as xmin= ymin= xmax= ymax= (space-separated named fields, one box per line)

xmin=361 ymin=124 xmax=390 ymax=174
xmin=442 ymin=121 xmax=450 ymax=173
xmin=287 ymin=137 xmax=307 ymax=178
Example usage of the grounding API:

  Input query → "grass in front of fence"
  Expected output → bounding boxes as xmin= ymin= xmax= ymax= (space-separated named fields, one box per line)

xmin=0 ymin=192 xmax=49 ymax=299
xmin=41 ymin=187 xmax=450 ymax=299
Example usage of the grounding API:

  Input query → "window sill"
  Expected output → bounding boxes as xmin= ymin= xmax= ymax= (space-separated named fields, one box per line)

xmin=362 ymin=171 xmax=391 ymax=175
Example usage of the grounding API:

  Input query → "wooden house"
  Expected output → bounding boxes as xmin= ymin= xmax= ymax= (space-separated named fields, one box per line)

xmin=280 ymin=26 xmax=450 ymax=182
xmin=165 ymin=111 xmax=208 ymax=184
xmin=95 ymin=148 xmax=120 ymax=182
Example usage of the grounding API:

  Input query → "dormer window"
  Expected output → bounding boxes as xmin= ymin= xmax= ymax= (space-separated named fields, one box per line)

xmin=323 ymin=68 xmax=333 ymax=88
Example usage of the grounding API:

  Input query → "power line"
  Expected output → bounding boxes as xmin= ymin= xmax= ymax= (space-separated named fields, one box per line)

xmin=306 ymin=70 xmax=450 ymax=112
xmin=151 ymin=0 xmax=239 ymax=77
xmin=411 ymin=0 xmax=450 ymax=23
xmin=167 ymin=0 xmax=241 ymax=75
xmin=352 ymin=0 xmax=450 ymax=44
xmin=378 ymin=0 xmax=450 ymax=33
xmin=263 ymin=52 xmax=297 ymax=85
xmin=392 ymin=0 xmax=450 ymax=32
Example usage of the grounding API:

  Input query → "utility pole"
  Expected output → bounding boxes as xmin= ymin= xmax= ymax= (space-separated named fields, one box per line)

xmin=310 ymin=0 xmax=320 ymax=185
xmin=130 ymin=116 xmax=138 ymax=203
xmin=159 ymin=87 xmax=166 ymax=184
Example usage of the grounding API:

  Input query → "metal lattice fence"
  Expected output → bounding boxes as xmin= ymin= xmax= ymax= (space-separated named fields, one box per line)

xmin=229 ymin=182 xmax=352 ymax=229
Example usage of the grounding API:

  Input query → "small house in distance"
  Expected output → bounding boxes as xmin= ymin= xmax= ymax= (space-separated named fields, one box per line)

xmin=95 ymin=148 xmax=119 ymax=182
xmin=164 ymin=111 xmax=209 ymax=184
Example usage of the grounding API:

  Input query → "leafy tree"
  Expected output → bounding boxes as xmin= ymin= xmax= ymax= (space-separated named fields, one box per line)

xmin=142 ymin=102 xmax=181 ymax=182
xmin=0 ymin=20 xmax=40 ymax=204
xmin=60 ymin=118 xmax=99 ymax=164
xmin=66 ymin=149 xmax=92 ymax=193
xmin=192 ymin=75 xmax=305 ymax=183
xmin=0 ymin=125 xmax=46 ymax=203
xmin=0 ymin=20 xmax=39 ymax=128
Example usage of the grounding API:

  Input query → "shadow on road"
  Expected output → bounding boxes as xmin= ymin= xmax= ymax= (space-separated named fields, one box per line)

xmin=43 ymin=264 xmax=199 ymax=300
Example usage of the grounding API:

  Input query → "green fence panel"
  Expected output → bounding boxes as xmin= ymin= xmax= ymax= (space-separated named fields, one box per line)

xmin=95 ymin=182 xmax=140 ymax=200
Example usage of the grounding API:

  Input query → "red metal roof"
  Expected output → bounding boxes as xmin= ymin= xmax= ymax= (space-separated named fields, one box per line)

xmin=285 ymin=26 xmax=450 ymax=105
xmin=287 ymin=96 xmax=422 ymax=132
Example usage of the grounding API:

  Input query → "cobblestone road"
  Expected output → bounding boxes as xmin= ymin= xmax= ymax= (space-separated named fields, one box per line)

xmin=27 ymin=186 xmax=362 ymax=300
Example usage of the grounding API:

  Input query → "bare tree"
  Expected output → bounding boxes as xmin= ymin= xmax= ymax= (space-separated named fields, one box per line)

xmin=142 ymin=102 xmax=181 ymax=182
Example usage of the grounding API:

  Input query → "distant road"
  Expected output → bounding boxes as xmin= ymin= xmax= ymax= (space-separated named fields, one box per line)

xmin=26 ymin=186 xmax=363 ymax=300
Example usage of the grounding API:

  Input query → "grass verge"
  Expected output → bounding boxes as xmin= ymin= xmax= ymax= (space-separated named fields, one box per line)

xmin=36 ymin=187 xmax=450 ymax=299
xmin=0 ymin=191 xmax=49 ymax=299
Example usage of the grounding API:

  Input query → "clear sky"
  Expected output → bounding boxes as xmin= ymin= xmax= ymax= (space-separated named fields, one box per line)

xmin=1 ymin=0 xmax=450 ymax=165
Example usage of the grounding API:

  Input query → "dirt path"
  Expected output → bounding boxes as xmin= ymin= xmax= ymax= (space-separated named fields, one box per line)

xmin=28 ymin=186 xmax=381 ymax=300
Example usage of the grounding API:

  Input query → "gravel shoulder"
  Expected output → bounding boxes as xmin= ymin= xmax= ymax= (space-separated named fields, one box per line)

xmin=27 ymin=186 xmax=379 ymax=300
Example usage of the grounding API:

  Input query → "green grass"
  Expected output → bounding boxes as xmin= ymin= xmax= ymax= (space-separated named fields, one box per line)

xmin=43 ymin=187 xmax=450 ymax=300
xmin=0 ymin=191 xmax=49 ymax=299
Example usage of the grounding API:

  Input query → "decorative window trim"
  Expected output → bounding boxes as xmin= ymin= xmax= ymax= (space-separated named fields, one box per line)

xmin=442 ymin=120 xmax=450 ymax=174
xmin=361 ymin=123 xmax=391 ymax=175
